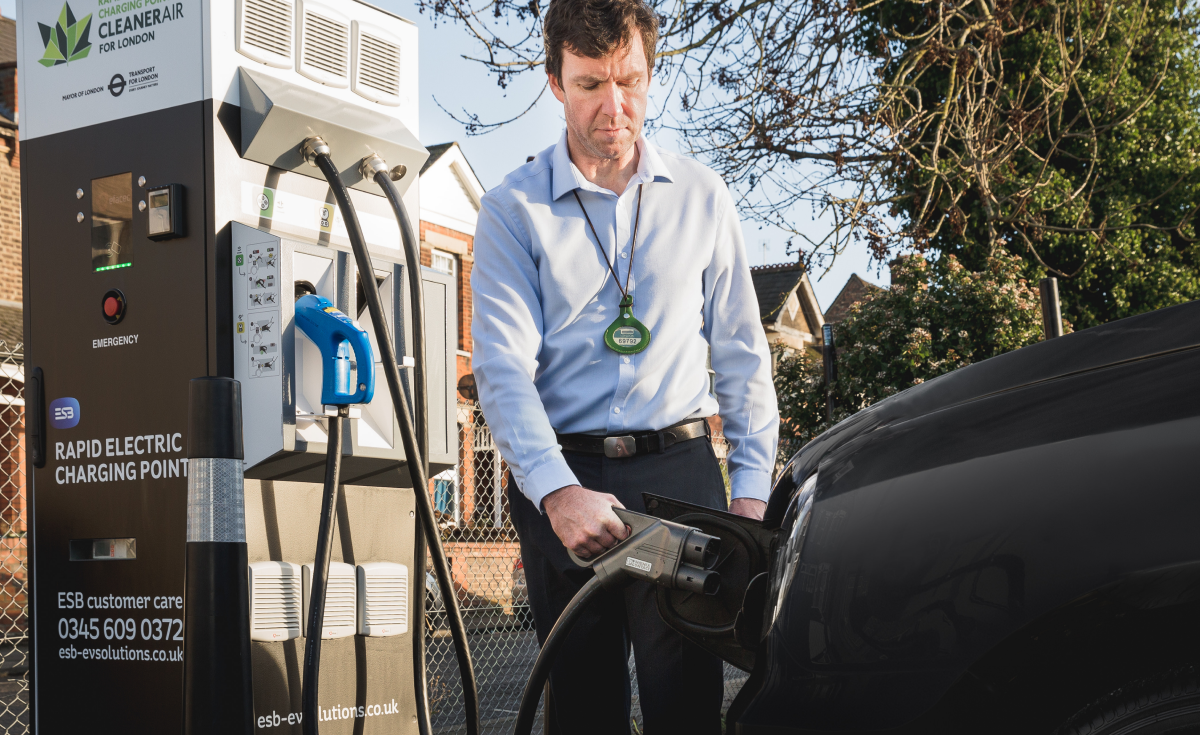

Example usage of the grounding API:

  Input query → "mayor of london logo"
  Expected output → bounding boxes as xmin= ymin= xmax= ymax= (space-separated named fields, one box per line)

xmin=38 ymin=2 xmax=93 ymax=67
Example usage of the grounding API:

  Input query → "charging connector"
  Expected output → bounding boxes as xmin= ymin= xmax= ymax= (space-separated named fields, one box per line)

xmin=568 ymin=507 xmax=722 ymax=595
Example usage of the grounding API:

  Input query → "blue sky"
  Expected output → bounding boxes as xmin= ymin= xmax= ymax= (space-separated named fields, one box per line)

xmin=1 ymin=0 xmax=889 ymax=308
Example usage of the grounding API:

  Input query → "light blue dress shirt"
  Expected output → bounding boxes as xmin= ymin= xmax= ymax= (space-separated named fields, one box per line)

xmin=471 ymin=131 xmax=779 ymax=510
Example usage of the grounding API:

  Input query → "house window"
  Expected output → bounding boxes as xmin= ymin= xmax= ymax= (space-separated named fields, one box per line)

xmin=432 ymin=468 xmax=460 ymax=526
xmin=431 ymin=249 xmax=456 ymax=277
xmin=431 ymin=248 xmax=463 ymax=352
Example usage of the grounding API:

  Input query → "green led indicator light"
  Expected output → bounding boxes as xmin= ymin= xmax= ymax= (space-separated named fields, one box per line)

xmin=95 ymin=262 xmax=132 ymax=272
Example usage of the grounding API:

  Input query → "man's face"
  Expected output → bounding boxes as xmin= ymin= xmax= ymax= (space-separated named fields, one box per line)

xmin=548 ymin=35 xmax=650 ymax=162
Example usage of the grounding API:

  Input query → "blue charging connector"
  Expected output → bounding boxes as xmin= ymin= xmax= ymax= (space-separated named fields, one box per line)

xmin=294 ymin=294 xmax=376 ymax=406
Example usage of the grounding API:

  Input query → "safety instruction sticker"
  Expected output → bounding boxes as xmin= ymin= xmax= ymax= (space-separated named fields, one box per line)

xmin=236 ymin=243 xmax=280 ymax=379
xmin=248 ymin=274 xmax=277 ymax=308
xmin=248 ymin=317 xmax=278 ymax=378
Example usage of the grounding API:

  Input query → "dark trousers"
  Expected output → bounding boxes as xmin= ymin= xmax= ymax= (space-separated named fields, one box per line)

xmin=509 ymin=435 xmax=728 ymax=735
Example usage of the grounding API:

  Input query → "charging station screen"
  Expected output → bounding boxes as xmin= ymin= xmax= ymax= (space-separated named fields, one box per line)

xmin=91 ymin=173 xmax=133 ymax=272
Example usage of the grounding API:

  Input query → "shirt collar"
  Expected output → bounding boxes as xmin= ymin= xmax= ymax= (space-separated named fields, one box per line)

xmin=550 ymin=129 xmax=675 ymax=200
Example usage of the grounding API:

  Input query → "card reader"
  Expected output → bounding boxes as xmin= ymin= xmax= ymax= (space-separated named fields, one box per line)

xmin=146 ymin=183 xmax=185 ymax=241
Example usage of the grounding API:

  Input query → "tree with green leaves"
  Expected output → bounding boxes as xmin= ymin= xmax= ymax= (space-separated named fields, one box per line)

xmin=775 ymin=251 xmax=1049 ymax=446
xmin=869 ymin=0 xmax=1200 ymax=329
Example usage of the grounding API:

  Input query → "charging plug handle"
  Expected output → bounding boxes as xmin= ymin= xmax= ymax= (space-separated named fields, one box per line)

xmin=294 ymin=294 xmax=376 ymax=406
xmin=568 ymin=507 xmax=722 ymax=595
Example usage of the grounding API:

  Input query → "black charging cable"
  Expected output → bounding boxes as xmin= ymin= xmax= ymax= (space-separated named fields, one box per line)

xmin=301 ymin=407 xmax=346 ymax=735
xmin=361 ymin=155 xmax=427 ymax=471
xmin=359 ymin=154 xmax=436 ymax=733
xmin=513 ymin=575 xmax=605 ymax=735
xmin=303 ymin=137 xmax=481 ymax=735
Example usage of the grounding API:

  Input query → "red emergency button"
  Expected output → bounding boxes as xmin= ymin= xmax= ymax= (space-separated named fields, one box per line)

xmin=101 ymin=289 xmax=126 ymax=325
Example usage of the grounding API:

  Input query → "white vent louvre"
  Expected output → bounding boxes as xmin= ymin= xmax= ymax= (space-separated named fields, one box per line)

xmin=302 ymin=562 xmax=357 ymax=639
xmin=297 ymin=3 xmax=350 ymax=88
xmin=236 ymin=0 xmax=294 ymax=68
xmin=357 ymin=562 xmax=409 ymax=637
xmin=352 ymin=23 xmax=401 ymax=106
xmin=248 ymin=562 xmax=301 ymax=642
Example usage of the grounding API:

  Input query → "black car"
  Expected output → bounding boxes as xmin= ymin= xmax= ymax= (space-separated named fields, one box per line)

xmin=647 ymin=300 xmax=1200 ymax=735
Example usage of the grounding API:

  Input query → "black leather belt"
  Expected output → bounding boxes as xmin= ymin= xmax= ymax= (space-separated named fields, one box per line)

xmin=556 ymin=418 xmax=710 ymax=459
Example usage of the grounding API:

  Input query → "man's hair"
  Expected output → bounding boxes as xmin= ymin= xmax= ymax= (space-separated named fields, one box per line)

xmin=543 ymin=0 xmax=660 ymax=81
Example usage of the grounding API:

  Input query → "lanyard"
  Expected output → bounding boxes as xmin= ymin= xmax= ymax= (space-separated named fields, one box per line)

xmin=573 ymin=185 xmax=644 ymax=300
xmin=572 ymin=185 xmax=652 ymax=355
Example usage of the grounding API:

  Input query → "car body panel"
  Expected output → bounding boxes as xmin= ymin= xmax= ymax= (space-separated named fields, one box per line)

xmin=730 ymin=300 xmax=1200 ymax=733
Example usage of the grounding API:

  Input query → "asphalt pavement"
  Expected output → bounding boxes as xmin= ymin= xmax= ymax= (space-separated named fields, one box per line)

xmin=426 ymin=627 xmax=748 ymax=735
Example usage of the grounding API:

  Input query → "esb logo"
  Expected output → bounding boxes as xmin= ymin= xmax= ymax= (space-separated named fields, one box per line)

xmin=49 ymin=397 xmax=80 ymax=429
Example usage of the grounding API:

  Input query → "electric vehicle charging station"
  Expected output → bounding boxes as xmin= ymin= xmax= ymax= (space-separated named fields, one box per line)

xmin=16 ymin=0 xmax=461 ymax=728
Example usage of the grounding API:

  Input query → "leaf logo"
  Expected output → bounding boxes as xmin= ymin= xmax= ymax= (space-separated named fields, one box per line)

xmin=38 ymin=2 xmax=92 ymax=67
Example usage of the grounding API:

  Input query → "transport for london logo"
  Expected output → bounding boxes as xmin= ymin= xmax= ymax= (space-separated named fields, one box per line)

xmin=37 ymin=2 xmax=93 ymax=67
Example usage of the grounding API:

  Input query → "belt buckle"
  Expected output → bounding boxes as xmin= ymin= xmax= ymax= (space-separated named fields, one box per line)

xmin=603 ymin=436 xmax=636 ymax=459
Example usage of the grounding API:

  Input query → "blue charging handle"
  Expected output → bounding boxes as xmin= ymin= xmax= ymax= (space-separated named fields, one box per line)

xmin=294 ymin=294 xmax=376 ymax=406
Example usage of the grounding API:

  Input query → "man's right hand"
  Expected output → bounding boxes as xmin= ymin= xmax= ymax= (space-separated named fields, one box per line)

xmin=542 ymin=485 xmax=628 ymax=559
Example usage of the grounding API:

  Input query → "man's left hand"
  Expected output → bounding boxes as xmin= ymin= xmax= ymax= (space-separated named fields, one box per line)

xmin=729 ymin=498 xmax=766 ymax=521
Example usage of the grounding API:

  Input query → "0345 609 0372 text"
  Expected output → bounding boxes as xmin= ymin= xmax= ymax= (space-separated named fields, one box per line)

xmin=55 ymin=590 xmax=184 ymax=664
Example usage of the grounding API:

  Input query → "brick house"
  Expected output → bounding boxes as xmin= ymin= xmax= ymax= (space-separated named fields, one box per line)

xmin=418 ymin=142 xmax=484 ymax=387
xmin=416 ymin=142 xmax=498 ymax=529
xmin=823 ymin=272 xmax=883 ymax=326
xmin=417 ymin=143 xmax=523 ymax=617
xmin=749 ymin=261 xmax=826 ymax=368
xmin=0 ymin=13 xmax=26 ymax=637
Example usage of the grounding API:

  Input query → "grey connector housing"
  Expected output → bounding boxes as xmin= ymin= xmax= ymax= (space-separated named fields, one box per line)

xmin=569 ymin=507 xmax=722 ymax=595
xmin=238 ymin=67 xmax=428 ymax=195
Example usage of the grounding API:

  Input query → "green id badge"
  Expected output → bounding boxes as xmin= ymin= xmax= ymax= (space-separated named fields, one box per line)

xmin=604 ymin=295 xmax=652 ymax=354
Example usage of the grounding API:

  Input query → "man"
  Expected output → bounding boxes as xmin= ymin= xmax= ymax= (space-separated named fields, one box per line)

xmin=471 ymin=0 xmax=778 ymax=730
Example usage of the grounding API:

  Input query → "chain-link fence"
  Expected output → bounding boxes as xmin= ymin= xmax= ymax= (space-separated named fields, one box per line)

xmin=426 ymin=402 xmax=772 ymax=734
xmin=0 ymin=342 xmax=27 ymax=735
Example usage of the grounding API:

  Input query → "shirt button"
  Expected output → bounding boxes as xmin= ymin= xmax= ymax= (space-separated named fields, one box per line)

xmin=623 ymin=356 xmax=630 ymax=364
xmin=620 ymin=252 xmax=628 ymax=258
xmin=613 ymin=407 xmax=621 ymax=414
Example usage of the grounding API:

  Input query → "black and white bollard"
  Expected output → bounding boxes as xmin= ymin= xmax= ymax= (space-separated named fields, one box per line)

xmin=183 ymin=377 xmax=254 ymax=735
